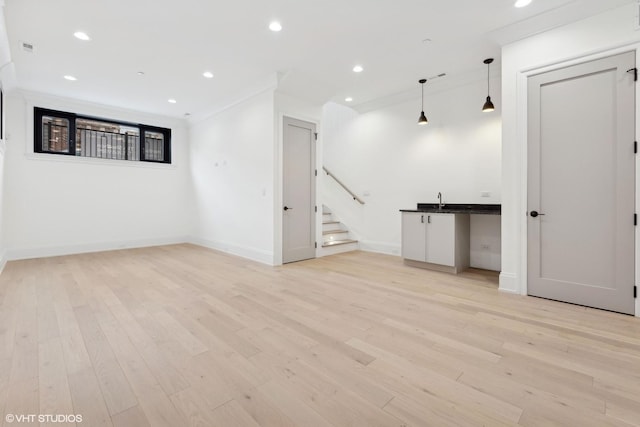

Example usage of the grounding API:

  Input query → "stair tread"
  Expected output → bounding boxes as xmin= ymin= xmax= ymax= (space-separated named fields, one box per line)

xmin=323 ymin=221 xmax=340 ymax=225
xmin=322 ymin=239 xmax=358 ymax=247
xmin=323 ymin=229 xmax=347 ymax=235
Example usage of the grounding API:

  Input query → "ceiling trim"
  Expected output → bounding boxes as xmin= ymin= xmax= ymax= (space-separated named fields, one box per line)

xmin=488 ymin=0 xmax=634 ymax=45
xmin=187 ymin=72 xmax=279 ymax=126
xmin=17 ymin=88 xmax=188 ymax=129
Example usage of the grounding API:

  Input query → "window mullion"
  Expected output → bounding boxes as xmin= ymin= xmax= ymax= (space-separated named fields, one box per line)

xmin=69 ymin=116 xmax=77 ymax=156
xmin=139 ymin=126 xmax=145 ymax=161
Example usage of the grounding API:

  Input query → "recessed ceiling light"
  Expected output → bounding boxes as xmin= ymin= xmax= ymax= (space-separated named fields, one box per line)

xmin=345 ymin=97 xmax=353 ymax=102
xmin=168 ymin=99 xmax=177 ymax=104
xmin=269 ymin=21 xmax=282 ymax=32
xmin=137 ymin=71 xmax=145 ymax=76
xmin=73 ymin=31 xmax=91 ymax=41
xmin=353 ymin=65 xmax=364 ymax=73
xmin=514 ymin=0 xmax=532 ymax=7
xmin=203 ymin=71 xmax=214 ymax=79
xmin=64 ymin=75 xmax=77 ymax=81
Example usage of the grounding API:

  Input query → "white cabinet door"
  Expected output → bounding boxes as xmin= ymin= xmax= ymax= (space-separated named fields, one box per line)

xmin=425 ymin=213 xmax=455 ymax=266
xmin=401 ymin=212 xmax=426 ymax=261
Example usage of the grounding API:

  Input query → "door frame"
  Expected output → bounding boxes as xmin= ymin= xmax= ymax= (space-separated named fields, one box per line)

xmin=512 ymin=42 xmax=640 ymax=316
xmin=274 ymin=112 xmax=321 ymax=266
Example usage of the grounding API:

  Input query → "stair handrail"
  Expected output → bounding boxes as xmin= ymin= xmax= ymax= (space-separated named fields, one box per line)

xmin=322 ymin=166 xmax=365 ymax=205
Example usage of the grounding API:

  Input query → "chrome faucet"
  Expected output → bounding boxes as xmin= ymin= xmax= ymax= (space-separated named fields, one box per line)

xmin=438 ymin=192 xmax=444 ymax=208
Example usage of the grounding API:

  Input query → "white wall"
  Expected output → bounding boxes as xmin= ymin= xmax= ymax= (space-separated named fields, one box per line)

xmin=0 ymin=2 xmax=12 ymax=271
xmin=0 ymin=98 xmax=5 ymax=271
xmin=501 ymin=1 xmax=640 ymax=310
xmin=189 ymin=89 xmax=276 ymax=265
xmin=3 ymin=90 xmax=191 ymax=259
xmin=321 ymin=77 xmax=502 ymax=270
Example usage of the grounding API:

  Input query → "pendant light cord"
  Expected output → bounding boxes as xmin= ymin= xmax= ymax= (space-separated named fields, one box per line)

xmin=417 ymin=78 xmax=428 ymax=124
xmin=482 ymin=58 xmax=495 ymax=112
xmin=487 ymin=63 xmax=490 ymax=95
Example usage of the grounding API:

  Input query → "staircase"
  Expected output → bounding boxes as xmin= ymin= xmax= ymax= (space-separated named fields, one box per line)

xmin=321 ymin=206 xmax=359 ymax=254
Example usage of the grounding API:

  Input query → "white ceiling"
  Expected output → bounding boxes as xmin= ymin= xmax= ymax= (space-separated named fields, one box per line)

xmin=3 ymin=0 xmax=633 ymax=119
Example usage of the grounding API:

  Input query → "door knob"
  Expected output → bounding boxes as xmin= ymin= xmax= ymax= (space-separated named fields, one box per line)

xmin=283 ymin=206 xmax=293 ymax=211
xmin=530 ymin=210 xmax=545 ymax=218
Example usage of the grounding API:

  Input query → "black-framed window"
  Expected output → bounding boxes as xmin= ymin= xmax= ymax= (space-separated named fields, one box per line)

xmin=34 ymin=107 xmax=171 ymax=163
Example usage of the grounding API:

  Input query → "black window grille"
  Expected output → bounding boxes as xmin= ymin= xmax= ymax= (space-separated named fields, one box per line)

xmin=34 ymin=107 xmax=171 ymax=164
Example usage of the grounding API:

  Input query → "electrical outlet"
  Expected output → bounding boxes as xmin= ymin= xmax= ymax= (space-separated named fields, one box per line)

xmin=481 ymin=244 xmax=491 ymax=251
xmin=481 ymin=191 xmax=491 ymax=198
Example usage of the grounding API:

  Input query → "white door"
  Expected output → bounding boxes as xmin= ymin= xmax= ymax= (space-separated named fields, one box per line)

xmin=426 ymin=214 xmax=456 ymax=267
xmin=527 ymin=51 xmax=636 ymax=315
xmin=401 ymin=212 xmax=426 ymax=261
xmin=283 ymin=117 xmax=316 ymax=264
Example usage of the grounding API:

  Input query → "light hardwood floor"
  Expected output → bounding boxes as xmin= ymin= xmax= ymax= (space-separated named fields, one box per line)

xmin=0 ymin=244 xmax=639 ymax=427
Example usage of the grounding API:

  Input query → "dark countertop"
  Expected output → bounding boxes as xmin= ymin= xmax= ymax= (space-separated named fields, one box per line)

xmin=400 ymin=203 xmax=501 ymax=215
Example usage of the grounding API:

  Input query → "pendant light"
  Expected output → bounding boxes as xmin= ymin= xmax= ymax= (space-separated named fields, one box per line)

xmin=482 ymin=58 xmax=495 ymax=112
xmin=418 ymin=78 xmax=428 ymax=125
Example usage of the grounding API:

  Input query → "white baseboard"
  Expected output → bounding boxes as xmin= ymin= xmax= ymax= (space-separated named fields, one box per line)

xmin=499 ymin=272 xmax=521 ymax=294
xmin=6 ymin=236 xmax=189 ymax=261
xmin=4 ymin=235 xmax=276 ymax=267
xmin=189 ymin=236 xmax=275 ymax=266
xmin=358 ymin=240 xmax=401 ymax=256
